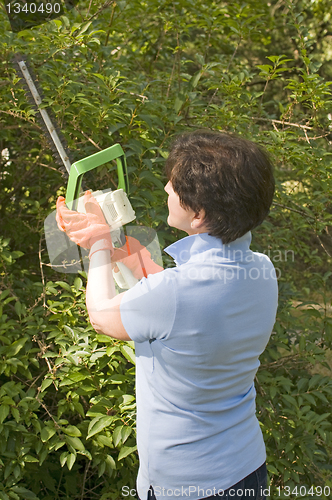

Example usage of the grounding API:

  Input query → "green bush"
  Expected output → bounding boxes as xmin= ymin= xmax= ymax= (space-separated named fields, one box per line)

xmin=0 ymin=240 xmax=137 ymax=499
xmin=1 ymin=0 xmax=332 ymax=498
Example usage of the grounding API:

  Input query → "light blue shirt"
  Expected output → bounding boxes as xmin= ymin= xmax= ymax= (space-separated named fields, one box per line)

xmin=120 ymin=232 xmax=278 ymax=500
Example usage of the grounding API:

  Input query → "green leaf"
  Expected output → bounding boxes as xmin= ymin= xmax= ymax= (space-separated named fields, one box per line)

xmin=74 ymin=277 xmax=83 ymax=291
xmin=121 ymin=425 xmax=132 ymax=444
xmin=7 ymin=337 xmax=28 ymax=357
xmin=314 ymin=412 xmax=330 ymax=424
xmin=63 ymin=425 xmax=82 ymax=437
xmin=54 ymin=441 xmax=66 ymax=451
xmin=67 ymin=453 xmax=76 ymax=470
xmin=282 ymin=394 xmax=298 ymax=407
xmin=120 ymin=345 xmax=136 ymax=365
xmin=63 ymin=325 xmax=75 ymax=338
xmin=174 ymin=93 xmax=186 ymax=113
xmin=65 ymin=435 xmax=85 ymax=451
xmin=267 ymin=464 xmax=279 ymax=475
xmin=87 ymin=416 xmax=114 ymax=439
xmin=106 ymin=346 xmax=120 ymax=356
xmin=67 ymin=372 xmax=88 ymax=382
xmin=189 ymin=71 xmax=202 ymax=89
xmin=14 ymin=301 xmax=22 ymax=317
xmin=96 ymin=435 xmax=113 ymax=448
xmin=41 ymin=426 xmax=57 ymax=442
xmin=55 ymin=281 xmax=73 ymax=292
xmin=113 ymin=425 xmax=123 ymax=447
xmin=40 ymin=378 xmax=53 ymax=392
xmin=303 ymin=393 xmax=316 ymax=406
xmin=23 ymin=455 xmax=39 ymax=463
xmin=106 ymin=454 xmax=116 ymax=469
xmin=77 ymin=21 xmax=92 ymax=36
xmin=0 ymin=405 xmax=10 ymax=423
xmin=11 ymin=251 xmax=23 ymax=259
xmin=118 ymin=445 xmax=137 ymax=461
xmin=11 ymin=407 xmax=20 ymax=422
xmin=109 ymin=374 xmax=128 ymax=383
xmin=308 ymin=373 xmax=322 ymax=390
xmin=11 ymin=487 xmax=38 ymax=499
xmin=60 ymin=452 xmax=68 ymax=467
xmin=0 ymin=289 xmax=11 ymax=301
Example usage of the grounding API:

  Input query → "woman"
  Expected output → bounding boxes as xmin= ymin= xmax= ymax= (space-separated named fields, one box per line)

xmin=56 ymin=130 xmax=278 ymax=500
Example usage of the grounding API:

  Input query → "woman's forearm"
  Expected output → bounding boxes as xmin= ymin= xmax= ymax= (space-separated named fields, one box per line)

xmin=86 ymin=249 xmax=116 ymax=325
xmin=85 ymin=248 xmax=131 ymax=340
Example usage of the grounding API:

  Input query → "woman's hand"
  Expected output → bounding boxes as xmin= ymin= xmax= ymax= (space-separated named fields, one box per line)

xmin=112 ymin=235 xmax=164 ymax=279
xmin=56 ymin=191 xmax=113 ymax=250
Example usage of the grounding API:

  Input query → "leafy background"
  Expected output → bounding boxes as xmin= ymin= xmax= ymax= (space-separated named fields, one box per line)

xmin=1 ymin=0 xmax=332 ymax=498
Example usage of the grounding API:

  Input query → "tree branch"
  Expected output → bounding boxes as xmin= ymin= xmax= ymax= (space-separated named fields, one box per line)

xmin=0 ymin=109 xmax=41 ymax=128
xmin=252 ymin=116 xmax=314 ymax=130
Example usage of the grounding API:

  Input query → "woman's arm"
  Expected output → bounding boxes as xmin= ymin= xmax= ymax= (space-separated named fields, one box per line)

xmin=86 ymin=246 xmax=131 ymax=341
xmin=56 ymin=193 xmax=131 ymax=341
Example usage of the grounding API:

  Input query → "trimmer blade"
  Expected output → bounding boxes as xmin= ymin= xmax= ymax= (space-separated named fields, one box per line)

xmin=12 ymin=53 xmax=74 ymax=177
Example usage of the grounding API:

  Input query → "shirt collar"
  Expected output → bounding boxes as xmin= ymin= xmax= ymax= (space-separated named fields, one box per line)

xmin=164 ymin=232 xmax=252 ymax=266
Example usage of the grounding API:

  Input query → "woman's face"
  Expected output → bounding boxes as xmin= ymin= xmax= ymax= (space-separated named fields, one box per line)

xmin=164 ymin=181 xmax=206 ymax=235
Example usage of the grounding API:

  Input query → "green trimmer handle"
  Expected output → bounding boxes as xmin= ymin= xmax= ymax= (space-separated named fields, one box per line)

xmin=65 ymin=143 xmax=128 ymax=210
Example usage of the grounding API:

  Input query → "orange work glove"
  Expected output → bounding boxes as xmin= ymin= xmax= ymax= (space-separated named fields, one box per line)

xmin=56 ymin=191 xmax=114 ymax=257
xmin=112 ymin=235 xmax=163 ymax=280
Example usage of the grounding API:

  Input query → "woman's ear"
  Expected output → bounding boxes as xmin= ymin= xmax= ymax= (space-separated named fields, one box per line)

xmin=190 ymin=209 xmax=208 ymax=232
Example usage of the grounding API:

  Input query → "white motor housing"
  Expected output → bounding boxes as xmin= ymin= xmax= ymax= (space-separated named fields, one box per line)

xmin=76 ymin=188 xmax=138 ymax=289
xmin=76 ymin=188 xmax=136 ymax=229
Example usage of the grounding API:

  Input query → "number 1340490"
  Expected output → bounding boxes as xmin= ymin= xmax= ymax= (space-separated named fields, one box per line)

xmin=6 ymin=2 xmax=61 ymax=14
xmin=276 ymin=485 xmax=331 ymax=497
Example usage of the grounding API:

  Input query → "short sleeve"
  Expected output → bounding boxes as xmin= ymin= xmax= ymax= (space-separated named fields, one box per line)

xmin=120 ymin=269 xmax=177 ymax=343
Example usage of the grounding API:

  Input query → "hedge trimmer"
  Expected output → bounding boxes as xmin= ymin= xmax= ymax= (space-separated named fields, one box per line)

xmin=13 ymin=54 xmax=138 ymax=289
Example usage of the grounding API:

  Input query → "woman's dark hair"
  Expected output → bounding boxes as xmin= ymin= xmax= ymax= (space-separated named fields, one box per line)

xmin=165 ymin=129 xmax=275 ymax=244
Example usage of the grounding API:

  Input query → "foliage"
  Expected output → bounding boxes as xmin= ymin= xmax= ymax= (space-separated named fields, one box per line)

xmin=0 ymin=239 xmax=137 ymax=499
xmin=0 ymin=0 xmax=332 ymax=498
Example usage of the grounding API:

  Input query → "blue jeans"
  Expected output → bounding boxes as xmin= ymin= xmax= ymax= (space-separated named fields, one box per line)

xmin=146 ymin=462 xmax=267 ymax=500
